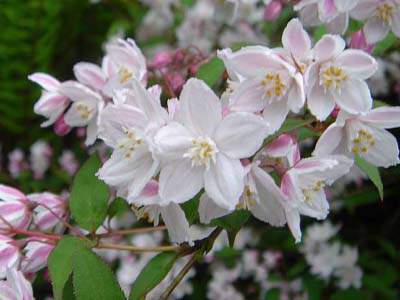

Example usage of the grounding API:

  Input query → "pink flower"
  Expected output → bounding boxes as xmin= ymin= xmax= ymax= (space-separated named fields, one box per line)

xmin=22 ymin=239 xmax=54 ymax=274
xmin=53 ymin=115 xmax=71 ymax=136
xmin=263 ymin=0 xmax=282 ymax=21
xmin=351 ymin=0 xmax=400 ymax=43
xmin=28 ymin=192 xmax=68 ymax=232
xmin=350 ymin=30 xmax=375 ymax=54
xmin=155 ymin=78 xmax=268 ymax=209
xmin=59 ymin=150 xmax=79 ymax=176
xmin=0 ymin=268 xmax=34 ymax=300
xmin=28 ymin=73 xmax=70 ymax=127
xmin=314 ymin=107 xmax=400 ymax=167
xmin=0 ymin=185 xmax=31 ymax=232
xmin=8 ymin=149 xmax=28 ymax=179
xmin=73 ymin=62 xmax=107 ymax=92
xmin=29 ymin=140 xmax=52 ymax=180
xmin=0 ymin=235 xmax=21 ymax=278
xmin=305 ymin=34 xmax=378 ymax=120
xmin=148 ymin=51 xmax=173 ymax=70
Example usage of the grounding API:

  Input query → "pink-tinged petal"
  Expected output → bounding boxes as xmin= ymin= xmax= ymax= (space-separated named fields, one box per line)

xmin=334 ymin=79 xmax=372 ymax=114
xmin=265 ymin=134 xmax=297 ymax=163
xmin=262 ymin=98 xmax=290 ymax=133
xmin=298 ymin=3 xmax=321 ymax=26
xmin=198 ymin=193 xmax=230 ymax=224
xmin=282 ymin=18 xmax=311 ymax=60
xmin=154 ymin=122 xmax=193 ymax=161
xmin=307 ymin=84 xmax=335 ymax=121
xmin=98 ymin=103 xmax=147 ymax=147
xmin=59 ymin=81 xmax=102 ymax=103
xmin=64 ymin=101 xmax=97 ymax=127
xmin=73 ymin=62 xmax=107 ymax=90
xmin=229 ymin=79 xmax=266 ymax=113
xmin=85 ymin=118 xmax=98 ymax=146
xmin=167 ymin=98 xmax=180 ymax=121
xmin=204 ymin=154 xmax=245 ymax=210
xmin=287 ymin=73 xmax=306 ymax=113
xmin=284 ymin=207 xmax=302 ymax=243
xmin=214 ymin=112 xmax=268 ymax=159
xmin=298 ymin=189 xmax=329 ymax=219
xmin=34 ymin=92 xmax=69 ymax=127
xmin=326 ymin=12 xmax=349 ymax=34
xmin=179 ymin=78 xmax=222 ymax=136
xmin=360 ymin=106 xmax=400 ymax=129
xmin=28 ymin=73 xmax=60 ymax=92
xmin=318 ymin=0 xmax=338 ymax=21
xmin=281 ymin=172 xmax=299 ymax=200
xmin=313 ymin=123 xmax=345 ymax=156
xmin=336 ymin=49 xmax=378 ymax=79
xmin=130 ymin=179 xmax=161 ymax=206
xmin=363 ymin=17 xmax=390 ymax=43
xmin=250 ymin=165 xmax=286 ymax=226
xmin=350 ymin=0 xmax=376 ymax=20
xmin=160 ymin=203 xmax=191 ymax=244
xmin=314 ymin=35 xmax=345 ymax=62
xmin=159 ymin=160 xmax=204 ymax=204
xmin=334 ymin=0 xmax=358 ymax=12
xmin=0 ymin=185 xmax=26 ymax=202
xmin=391 ymin=8 xmax=400 ymax=38
xmin=101 ymin=55 xmax=116 ymax=78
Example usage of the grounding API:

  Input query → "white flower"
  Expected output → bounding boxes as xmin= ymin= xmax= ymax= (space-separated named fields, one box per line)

xmin=314 ymin=107 xmax=400 ymax=167
xmin=29 ymin=140 xmax=52 ymax=179
xmin=0 ymin=268 xmax=34 ymax=300
xmin=0 ymin=236 xmax=21 ymax=278
xmin=155 ymin=78 xmax=268 ymax=210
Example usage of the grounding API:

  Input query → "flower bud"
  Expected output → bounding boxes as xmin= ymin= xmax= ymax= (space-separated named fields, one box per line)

xmin=22 ymin=239 xmax=54 ymax=274
xmin=8 ymin=148 xmax=28 ymax=179
xmin=149 ymin=51 xmax=173 ymax=70
xmin=28 ymin=192 xmax=68 ymax=232
xmin=53 ymin=115 xmax=71 ymax=136
xmin=0 ymin=185 xmax=32 ymax=232
xmin=0 ymin=234 xmax=21 ymax=278
xmin=165 ymin=72 xmax=185 ymax=94
xmin=350 ymin=30 xmax=374 ymax=54
xmin=263 ymin=0 xmax=282 ymax=21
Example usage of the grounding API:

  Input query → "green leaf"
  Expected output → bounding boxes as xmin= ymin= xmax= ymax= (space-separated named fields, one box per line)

xmin=196 ymin=56 xmax=225 ymax=87
xmin=108 ymin=197 xmax=130 ymax=220
xmin=180 ymin=191 xmax=201 ymax=224
xmin=373 ymin=32 xmax=397 ymax=56
xmin=70 ymin=155 xmax=109 ymax=231
xmin=63 ymin=276 xmax=77 ymax=300
xmin=129 ymin=252 xmax=179 ymax=300
xmin=355 ymin=155 xmax=383 ymax=200
xmin=331 ymin=289 xmax=372 ymax=300
xmin=48 ymin=237 xmax=86 ymax=300
xmin=72 ymin=247 xmax=125 ymax=300
xmin=373 ymin=99 xmax=388 ymax=108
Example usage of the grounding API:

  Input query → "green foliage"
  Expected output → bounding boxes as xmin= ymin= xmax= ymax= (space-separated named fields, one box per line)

xmin=108 ymin=197 xmax=131 ymax=220
xmin=70 ymin=155 xmax=109 ymax=232
xmin=373 ymin=33 xmax=398 ymax=56
xmin=196 ymin=56 xmax=225 ymax=87
xmin=181 ymin=191 xmax=201 ymax=224
xmin=355 ymin=155 xmax=384 ymax=200
xmin=72 ymin=246 xmax=125 ymax=300
xmin=129 ymin=252 xmax=180 ymax=300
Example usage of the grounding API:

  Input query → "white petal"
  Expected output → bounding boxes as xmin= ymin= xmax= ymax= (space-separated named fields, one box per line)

xmin=287 ymin=73 xmax=306 ymax=113
xmin=214 ymin=112 xmax=268 ymax=159
xmin=198 ymin=193 xmax=230 ymax=224
xmin=307 ymin=84 xmax=335 ymax=121
xmin=336 ymin=49 xmax=378 ymax=80
xmin=334 ymin=79 xmax=372 ymax=114
xmin=326 ymin=13 xmax=349 ymax=35
xmin=360 ymin=106 xmax=400 ymax=129
xmin=313 ymin=123 xmax=345 ymax=156
xmin=250 ymin=166 xmax=286 ymax=226
xmin=28 ymin=73 xmax=60 ymax=92
xmin=262 ymin=99 xmax=290 ymax=133
xmin=159 ymin=160 xmax=204 ymax=204
xmin=391 ymin=8 xmax=400 ymax=38
xmin=179 ymin=78 xmax=222 ymax=136
xmin=64 ymin=101 xmax=96 ymax=126
xmin=363 ymin=17 xmax=390 ymax=43
xmin=282 ymin=18 xmax=311 ymax=60
xmin=73 ymin=62 xmax=106 ymax=90
xmin=285 ymin=208 xmax=302 ymax=243
xmin=313 ymin=35 xmax=345 ymax=62
xmin=161 ymin=203 xmax=191 ymax=244
xmin=59 ymin=81 xmax=102 ymax=103
xmin=350 ymin=1 xmax=376 ymax=20
xmin=204 ymin=154 xmax=244 ymax=210
xmin=298 ymin=189 xmax=330 ymax=219
xmin=85 ymin=118 xmax=98 ymax=146
xmin=229 ymin=79 xmax=266 ymax=113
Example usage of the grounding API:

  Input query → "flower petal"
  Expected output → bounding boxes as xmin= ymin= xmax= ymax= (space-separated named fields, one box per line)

xmin=204 ymin=153 xmax=244 ymax=210
xmin=73 ymin=62 xmax=107 ymax=90
xmin=326 ymin=13 xmax=349 ymax=34
xmin=28 ymin=73 xmax=60 ymax=92
xmin=198 ymin=193 xmax=230 ymax=224
xmin=314 ymin=35 xmax=345 ymax=62
xmin=0 ymin=185 xmax=26 ymax=202
xmin=307 ymin=84 xmax=335 ymax=121
xmin=214 ymin=112 xmax=268 ymax=158
xmin=262 ymin=98 xmax=290 ymax=133
xmin=363 ymin=17 xmax=390 ymax=43
xmin=313 ymin=123 xmax=345 ymax=156
xmin=161 ymin=203 xmax=191 ymax=244
xmin=282 ymin=18 xmax=311 ymax=60
xmin=359 ymin=106 xmax=400 ymax=129
xmin=64 ymin=101 xmax=97 ymax=126
xmin=229 ymin=79 xmax=266 ymax=113
xmin=334 ymin=79 xmax=372 ymax=114
xmin=336 ymin=49 xmax=377 ymax=80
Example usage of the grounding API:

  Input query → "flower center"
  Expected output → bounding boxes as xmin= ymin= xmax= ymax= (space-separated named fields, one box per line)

xmin=76 ymin=103 xmax=93 ymax=120
xmin=351 ymin=129 xmax=376 ymax=154
xmin=118 ymin=67 xmax=133 ymax=84
xmin=117 ymin=128 xmax=144 ymax=159
xmin=320 ymin=66 xmax=347 ymax=91
xmin=377 ymin=3 xmax=394 ymax=23
xmin=183 ymin=137 xmax=218 ymax=169
xmin=302 ymin=181 xmax=325 ymax=203
xmin=261 ymin=72 xmax=287 ymax=98
xmin=237 ymin=185 xmax=257 ymax=209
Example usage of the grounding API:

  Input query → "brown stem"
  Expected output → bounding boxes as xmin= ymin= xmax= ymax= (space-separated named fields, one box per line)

xmin=95 ymin=242 xmax=181 ymax=253
xmin=96 ymin=225 xmax=166 ymax=238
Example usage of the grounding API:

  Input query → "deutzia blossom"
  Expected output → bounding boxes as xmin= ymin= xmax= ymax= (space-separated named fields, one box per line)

xmin=305 ymin=34 xmax=378 ymax=120
xmin=280 ymin=155 xmax=353 ymax=242
xmin=21 ymin=239 xmax=54 ymax=274
xmin=0 ymin=268 xmax=34 ymax=300
xmin=0 ymin=235 xmax=20 ymax=278
xmin=29 ymin=140 xmax=52 ymax=179
xmin=313 ymin=107 xmax=400 ymax=167
xmin=218 ymin=45 xmax=305 ymax=133
xmin=0 ymin=185 xmax=31 ymax=232
xmin=97 ymin=80 xmax=168 ymax=201
xmin=155 ymin=78 xmax=268 ymax=210
xmin=351 ymin=0 xmax=400 ymax=43
xmin=294 ymin=0 xmax=360 ymax=34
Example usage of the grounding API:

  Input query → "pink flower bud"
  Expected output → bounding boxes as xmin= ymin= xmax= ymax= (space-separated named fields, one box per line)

xmin=8 ymin=149 xmax=28 ymax=179
xmin=28 ymin=192 xmax=68 ymax=232
xmin=331 ymin=105 xmax=340 ymax=118
xmin=149 ymin=51 xmax=173 ymax=70
xmin=0 ymin=185 xmax=32 ymax=232
xmin=350 ymin=30 xmax=374 ymax=54
xmin=22 ymin=239 xmax=54 ymax=274
xmin=165 ymin=73 xmax=185 ymax=94
xmin=263 ymin=0 xmax=282 ymax=21
xmin=0 ymin=235 xmax=21 ymax=277
xmin=173 ymin=49 xmax=186 ymax=64
xmin=53 ymin=115 xmax=71 ymax=136
xmin=76 ymin=127 xmax=86 ymax=138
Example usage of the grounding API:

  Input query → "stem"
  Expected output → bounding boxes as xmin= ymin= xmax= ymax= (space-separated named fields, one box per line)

xmin=96 ymin=225 xmax=166 ymax=238
xmin=13 ymin=228 xmax=61 ymax=241
xmin=95 ymin=242 xmax=181 ymax=253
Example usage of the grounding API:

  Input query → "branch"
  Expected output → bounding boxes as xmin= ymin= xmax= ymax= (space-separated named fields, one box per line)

xmin=95 ymin=242 xmax=181 ymax=253
xmin=96 ymin=225 xmax=166 ymax=238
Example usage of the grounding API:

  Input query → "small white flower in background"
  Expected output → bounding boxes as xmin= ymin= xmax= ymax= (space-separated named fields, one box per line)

xmin=97 ymin=81 xmax=168 ymax=201
xmin=0 ymin=268 xmax=34 ymax=300
xmin=334 ymin=246 xmax=363 ymax=289
xmin=351 ymin=0 xmax=400 ymax=43
xmin=314 ymin=107 xmax=400 ymax=167
xmin=29 ymin=140 xmax=52 ymax=179
xmin=58 ymin=150 xmax=79 ymax=176
xmin=0 ymin=235 xmax=21 ymax=278
xmin=155 ymin=78 xmax=268 ymax=210
xmin=8 ymin=148 xmax=28 ymax=179
xmin=294 ymin=0 xmax=360 ymax=34
xmin=301 ymin=221 xmax=340 ymax=252
xmin=305 ymin=34 xmax=378 ymax=120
